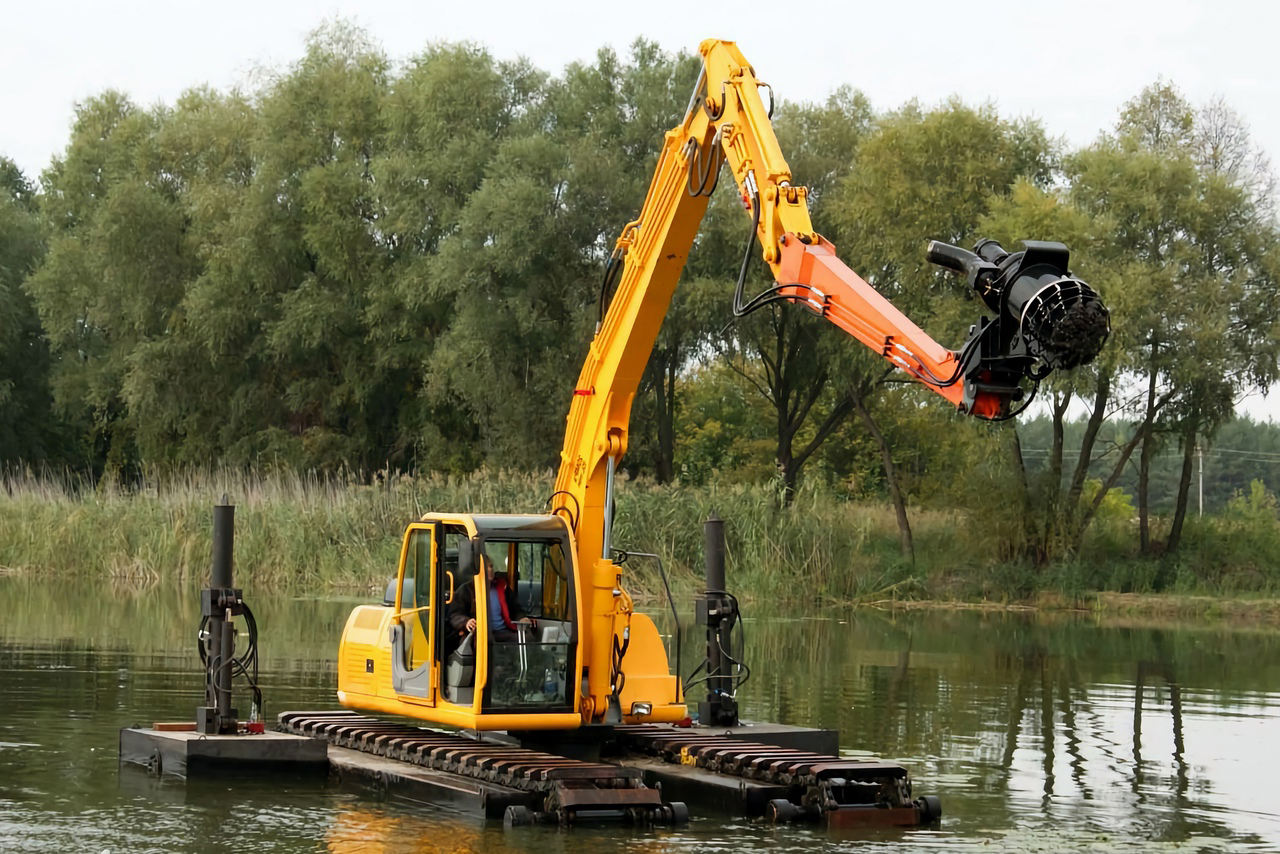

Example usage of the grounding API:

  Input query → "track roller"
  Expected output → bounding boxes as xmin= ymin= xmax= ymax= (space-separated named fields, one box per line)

xmin=663 ymin=801 xmax=690 ymax=824
xmin=504 ymin=805 xmax=536 ymax=827
xmin=767 ymin=798 xmax=801 ymax=824
xmin=916 ymin=795 xmax=942 ymax=824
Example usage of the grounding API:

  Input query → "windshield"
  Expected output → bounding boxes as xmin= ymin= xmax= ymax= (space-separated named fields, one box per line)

xmin=482 ymin=538 xmax=571 ymax=622
xmin=477 ymin=536 xmax=574 ymax=712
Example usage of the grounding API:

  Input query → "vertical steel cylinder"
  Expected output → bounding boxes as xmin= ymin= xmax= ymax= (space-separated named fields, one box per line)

xmin=213 ymin=499 xmax=235 ymax=727
xmin=704 ymin=513 xmax=725 ymax=593
xmin=211 ymin=501 xmax=235 ymax=589
xmin=196 ymin=496 xmax=240 ymax=734
xmin=702 ymin=514 xmax=733 ymax=722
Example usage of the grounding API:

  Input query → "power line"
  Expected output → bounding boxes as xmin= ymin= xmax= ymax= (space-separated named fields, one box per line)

xmin=1204 ymin=446 xmax=1280 ymax=458
xmin=1020 ymin=446 xmax=1280 ymax=462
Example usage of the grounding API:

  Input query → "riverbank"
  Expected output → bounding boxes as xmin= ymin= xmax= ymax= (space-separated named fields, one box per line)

xmin=865 ymin=591 xmax=1280 ymax=627
xmin=3 ymin=468 xmax=1279 ymax=607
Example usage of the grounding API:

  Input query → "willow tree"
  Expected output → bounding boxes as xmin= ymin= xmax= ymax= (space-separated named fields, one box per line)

xmin=24 ymin=91 xmax=193 ymax=476
xmin=0 ymin=158 xmax=57 ymax=464
xmin=678 ymin=88 xmax=875 ymax=504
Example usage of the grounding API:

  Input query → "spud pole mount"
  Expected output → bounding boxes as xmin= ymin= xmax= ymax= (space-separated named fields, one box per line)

xmin=196 ymin=496 xmax=242 ymax=735
xmin=698 ymin=513 xmax=739 ymax=727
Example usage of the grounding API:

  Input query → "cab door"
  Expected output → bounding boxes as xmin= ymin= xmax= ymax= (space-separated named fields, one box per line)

xmin=389 ymin=523 xmax=436 ymax=703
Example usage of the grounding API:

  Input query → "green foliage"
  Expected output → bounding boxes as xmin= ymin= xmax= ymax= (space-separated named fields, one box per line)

xmin=1084 ymin=478 xmax=1137 ymax=525
xmin=673 ymin=362 xmax=775 ymax=485
xmin=1223 ymin=478 xmax=1279 ymax=523
xmin=1167 ymin=480 xmax=1280 ymax=593
xmin=0 ymin=157 xmax=61 ymax=464
xmin=0 ymin=467 xmax=958 ymax=601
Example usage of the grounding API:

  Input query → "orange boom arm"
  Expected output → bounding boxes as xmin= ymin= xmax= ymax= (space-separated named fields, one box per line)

xmin=549 ymin=39 xmax=1107 ymax=719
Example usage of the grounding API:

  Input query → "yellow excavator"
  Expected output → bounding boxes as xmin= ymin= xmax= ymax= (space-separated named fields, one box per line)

xmin=336 ymin=39 xmax=1109 ymax=734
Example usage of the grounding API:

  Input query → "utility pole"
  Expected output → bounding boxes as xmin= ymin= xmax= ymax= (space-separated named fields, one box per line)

xmin=1198 ymin=441 xmax=1203 ymax=518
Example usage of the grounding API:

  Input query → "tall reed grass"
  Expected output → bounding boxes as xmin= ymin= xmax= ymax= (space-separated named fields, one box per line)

xmin=0 ymin=468 xmax=963 ymax=599
xmin=3 ymin=468 xmax=1278 ymax=602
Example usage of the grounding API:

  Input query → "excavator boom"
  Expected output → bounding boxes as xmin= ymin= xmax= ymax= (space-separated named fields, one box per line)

xmin=338 ymin=38 xmax=1109 ymax=734
xmin=551 ymin=39 xmax=1108 ymax=722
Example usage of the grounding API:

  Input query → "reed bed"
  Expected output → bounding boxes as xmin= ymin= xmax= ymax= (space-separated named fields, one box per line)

xmin=4 ymin=467 xmax=1278 ymax=602
xmin=0 ymin=468 xmax=962 ymax=600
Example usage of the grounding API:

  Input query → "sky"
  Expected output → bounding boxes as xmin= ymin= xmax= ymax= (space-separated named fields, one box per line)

xmin=4 ymin=0 xmax=1279 ymax=417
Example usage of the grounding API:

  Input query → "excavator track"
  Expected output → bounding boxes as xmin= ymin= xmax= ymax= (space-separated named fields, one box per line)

xmin=277 ymin=711 xmax=687 ymax=826
xmin=613 ymin=724 xmax=940 ymax=826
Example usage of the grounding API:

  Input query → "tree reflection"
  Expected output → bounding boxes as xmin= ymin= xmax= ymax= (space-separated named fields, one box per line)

xmin=1132 ymin=632 xmax=1193 ymax=838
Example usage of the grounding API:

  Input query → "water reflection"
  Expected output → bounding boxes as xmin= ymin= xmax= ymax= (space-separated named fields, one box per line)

xmin=1 ymin=575 xmax=1278 ymax=851
xmin=663 ymin=607 xmax=1280 ymax=848
xmin=323 ymin=806 xmax=575 ymax=854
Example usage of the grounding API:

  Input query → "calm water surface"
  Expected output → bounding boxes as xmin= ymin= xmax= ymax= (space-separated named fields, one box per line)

xmin=1 ymin=576 xmax=1278 ymax=852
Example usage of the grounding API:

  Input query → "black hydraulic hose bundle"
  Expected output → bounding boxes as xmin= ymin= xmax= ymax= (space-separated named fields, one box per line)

xmin=686 ymin=134 xmax=724 ymax=198
xmin=682 ymin=589 xmax=749 ymax=696
xmin=543 ymin=489 xmax=581 ymax=533
xmin=731 ymin=189 xmax=763 ymax=317
xmin=197 ymin=603 xmax=263 ymax=717
xmin=611 ymin=625 xmax=630 ymax=698
xmin=725 ymin=189 xmax=824 ymax=327
xmin=597 ymin=253 xmax=624 ymax=326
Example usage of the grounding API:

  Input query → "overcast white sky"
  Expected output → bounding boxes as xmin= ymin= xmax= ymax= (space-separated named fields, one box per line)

xmin=4 ymin=0 xmax=1279 ymax=418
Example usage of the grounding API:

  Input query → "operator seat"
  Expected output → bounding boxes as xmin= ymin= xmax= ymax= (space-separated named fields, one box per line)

xmin=446 ymin=631 xmax=476 ymax=704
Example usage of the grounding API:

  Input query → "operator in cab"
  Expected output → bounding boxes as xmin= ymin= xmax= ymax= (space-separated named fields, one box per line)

xmin=448 ymin=554 xmax=533 ymax=644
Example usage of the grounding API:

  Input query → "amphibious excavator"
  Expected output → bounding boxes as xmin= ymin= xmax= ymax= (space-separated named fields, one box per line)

xmin=336 ymin=39 xmax=1108 ymax=740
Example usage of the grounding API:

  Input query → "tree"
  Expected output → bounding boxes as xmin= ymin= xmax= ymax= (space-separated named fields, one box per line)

xmin=0 ymin=158 xmax=58 ymax=464
xmin=367 ymin=42 xmax=533 ymax=471
xmin=422 ymin=40 xmax=732 ymax=475
xmin=238 ymin=24 xmax=395 ymax=469
xmin=687 ymin=89 xmax=874 ymax=504
xmin=24 ymin=91 xmax=181 ymax=477
xmin=27 ymin=24 xmax=434 ymax=473
xmin=1091 ymin=84 xmax=1276 ymax=564
xmin=982 ymin=82 xmax=1280 ymax=568
xmin=825 ymin=100 xmax=1055 ymax=554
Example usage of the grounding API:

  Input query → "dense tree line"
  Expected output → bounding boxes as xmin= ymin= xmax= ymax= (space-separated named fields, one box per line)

xmin=3 ymin=25 xmax=1279 ymax=573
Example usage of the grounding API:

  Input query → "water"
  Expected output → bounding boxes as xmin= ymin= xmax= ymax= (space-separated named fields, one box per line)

xmin=2 ymin=575 xmax=1278 ymax=852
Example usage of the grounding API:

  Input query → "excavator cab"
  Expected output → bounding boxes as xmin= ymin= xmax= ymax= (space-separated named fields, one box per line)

xmin=337 ymin=514 xmax=585 ymax=731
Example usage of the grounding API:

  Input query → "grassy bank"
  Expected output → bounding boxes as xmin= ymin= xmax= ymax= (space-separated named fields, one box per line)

xmin=873 ymin=591 xmax=1280 ymax=626
xmin=3 ymin=469 xmax=1279 ymax=605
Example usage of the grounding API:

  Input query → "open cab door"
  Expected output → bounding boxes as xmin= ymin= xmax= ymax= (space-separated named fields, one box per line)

xmin=388 ymin=523 xmax=437 ymax=705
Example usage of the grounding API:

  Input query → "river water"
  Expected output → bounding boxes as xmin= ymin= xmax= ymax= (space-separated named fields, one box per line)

xmin=1 ymin=575 xmax=1278 ymax=852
